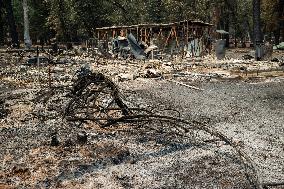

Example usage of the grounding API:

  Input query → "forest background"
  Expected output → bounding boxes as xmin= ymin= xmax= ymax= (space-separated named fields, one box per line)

xmin=0 ymin=0 xmax=283 ymax=48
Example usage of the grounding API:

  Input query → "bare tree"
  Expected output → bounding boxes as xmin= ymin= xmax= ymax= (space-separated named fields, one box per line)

xmin=23 ymin=0 xmax=32 ymax=48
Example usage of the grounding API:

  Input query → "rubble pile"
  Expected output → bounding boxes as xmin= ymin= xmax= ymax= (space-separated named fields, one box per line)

xmin=1 ymin=47 xmax=284 ymax=90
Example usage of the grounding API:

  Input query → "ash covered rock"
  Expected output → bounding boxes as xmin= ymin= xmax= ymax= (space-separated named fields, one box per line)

xmin=77 ymin=131 xmax=88 ymax=145
xmin=50 ymin=133 xmax=60 ymax=147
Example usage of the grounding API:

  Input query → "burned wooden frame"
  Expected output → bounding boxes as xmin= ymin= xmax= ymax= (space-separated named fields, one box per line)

xmin=96 ymin=20 xmax=213 ymax=58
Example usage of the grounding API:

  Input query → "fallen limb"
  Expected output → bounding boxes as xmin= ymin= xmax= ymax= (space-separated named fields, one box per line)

xmin=60 ymin=71 xmax=261 ymax=189
xmin=66 ymin=113 xmax=261 ymax=189
xmin=262 ymin=181 xmax=284 ymax=189
xmin=166 ymin=79 xmax=204 ymax=91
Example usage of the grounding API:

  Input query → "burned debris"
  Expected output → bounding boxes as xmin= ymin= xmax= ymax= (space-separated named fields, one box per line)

xmin=1 ymin=0 xmax=284 ymax=187
xmin=27 ymin=69 xmax=264 ymax=188
xmin=1 ymin=50 xmax=284 ymax=188
xmin=96 ymin=20 xmax=212 ymax=60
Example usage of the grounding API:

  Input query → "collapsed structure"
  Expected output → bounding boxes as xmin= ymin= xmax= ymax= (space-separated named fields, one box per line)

xmin=96 ymin=20 xmax=213 ymax=59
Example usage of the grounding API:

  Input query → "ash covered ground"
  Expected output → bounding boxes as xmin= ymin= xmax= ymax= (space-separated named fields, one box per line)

xmin=0 ymin=49 xmax=283 ymax=189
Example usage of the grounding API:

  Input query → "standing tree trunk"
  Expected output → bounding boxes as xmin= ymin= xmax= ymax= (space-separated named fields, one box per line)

xmin=57 ymin=0 xmax=70 ymax=42
xmin=253 ymin=0 xmax=263 ymax=60
xmin=4 ymin=0 xmax=19 ymax=48
xmin=23 ymin=0 xmax=32 ymax=48
xmin=212 ymin=5 xmax=221 ymax=39
xmin=224 ymin=19 xmax=230 ymax=47
xmin=0 ymin=19 xmax=3 ymax=46
xmin=274 ymin=29 xmax=280 ymax=45
xmin=224 ymin=0 xmax=232 ymax=48
xmin=0 ymin=0 xmax=4 ymax=45
xmin=275 ymin=0 xmax=284 ymax=44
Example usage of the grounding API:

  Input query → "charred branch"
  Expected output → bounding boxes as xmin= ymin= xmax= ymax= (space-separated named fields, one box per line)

xmin=59 ymin=71 xmax=263 ymax=189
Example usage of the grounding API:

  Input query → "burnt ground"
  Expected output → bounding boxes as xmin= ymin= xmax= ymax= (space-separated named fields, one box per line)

xmin=0 ymin=49 xmax=284 ymax=189
xmin=1 ymin=78 xmax=283 ymax=188
xmin=120 ymin=78 xmax=284 ymax=184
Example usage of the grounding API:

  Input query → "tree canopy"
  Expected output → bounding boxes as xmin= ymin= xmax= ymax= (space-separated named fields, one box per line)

xmin=0 ymin=0 xmax=283 ymax=45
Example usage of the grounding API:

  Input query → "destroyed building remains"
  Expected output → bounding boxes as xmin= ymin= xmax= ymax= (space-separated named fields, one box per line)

xmin=1 ymin=2 xmax=284 ymax=188
xmin=96 ymin=20 xmax=213 ymax=59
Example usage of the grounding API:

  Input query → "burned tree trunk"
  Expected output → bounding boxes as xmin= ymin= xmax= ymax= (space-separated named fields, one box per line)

xmin=275 ymin=0 xmax=284 ymax=45
xmin=0 ymin=19 xmax=3 ymax=46
xmin=23 ymin=0 xmax=32 ymax=48
xmin=224 ymin=19 xmax=230 ymax=47
xmin=4 ymin=0 xmax=19 ymax=48
xmin=0 ymin=0 xmax=4 ymax=45
xmin=274 ymin=29 xmax=280 ymax=45
xmin=253 ymin=0 xmax=263 ymax=60
xmin=253 ymin=0 xmax=262 ymax=44
xmin=58 ymin=0 xmax=70 ymax=42
xmin=224 ymin=0 xmax=232 ymax=48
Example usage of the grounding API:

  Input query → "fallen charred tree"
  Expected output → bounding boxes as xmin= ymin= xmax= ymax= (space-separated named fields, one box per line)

xmin=64 ymin=69 xmax=131 ymax=126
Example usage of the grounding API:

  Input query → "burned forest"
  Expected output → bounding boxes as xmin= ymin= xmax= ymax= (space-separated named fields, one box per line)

xmin=0 ymin=0 xmax=284 ymax=189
